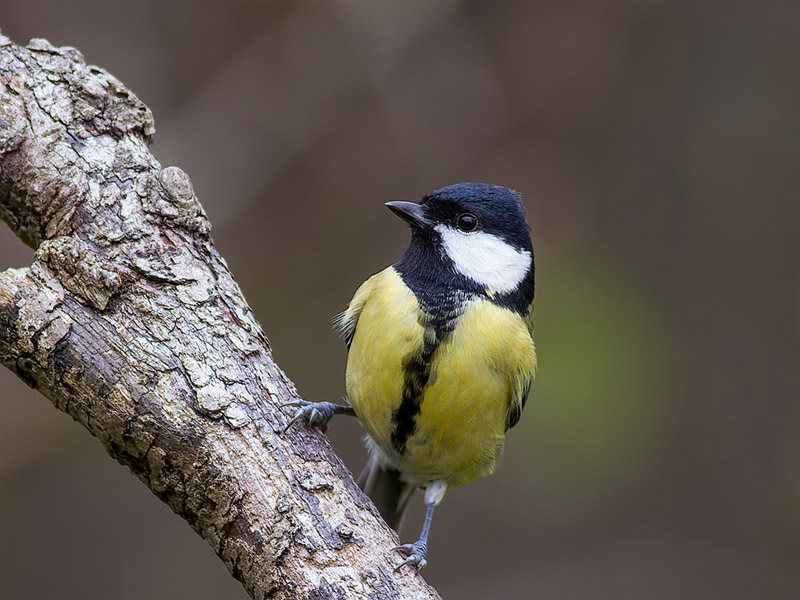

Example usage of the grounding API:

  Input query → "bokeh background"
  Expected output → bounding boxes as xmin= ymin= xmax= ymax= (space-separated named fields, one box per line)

xmin=1 ymin=2 xmax=798 ymax=599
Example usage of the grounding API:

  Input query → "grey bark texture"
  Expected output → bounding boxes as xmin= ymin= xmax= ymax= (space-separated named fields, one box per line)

xmin=0 ymin=34 xmax=440 ymax=600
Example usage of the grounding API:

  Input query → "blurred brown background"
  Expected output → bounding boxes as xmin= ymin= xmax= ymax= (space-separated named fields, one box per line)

xmin=1 ymin=2 xmax=798 ymax=599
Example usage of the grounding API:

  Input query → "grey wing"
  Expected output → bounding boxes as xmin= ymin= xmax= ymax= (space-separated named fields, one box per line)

xmin=333 ymin=276 xmax=376 ymax=350
xmin=505 ymin=378 xmax=531 ymax=431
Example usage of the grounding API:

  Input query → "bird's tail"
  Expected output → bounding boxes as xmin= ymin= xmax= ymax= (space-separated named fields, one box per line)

xmin=357 ymin=457 xmax=416 ymax=531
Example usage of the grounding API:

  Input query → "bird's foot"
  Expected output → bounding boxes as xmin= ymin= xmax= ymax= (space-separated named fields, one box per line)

xmin=281 ymin=400 xmax=339 ymax=433
xmin=392 ymin=540 xmax=428 ymax=572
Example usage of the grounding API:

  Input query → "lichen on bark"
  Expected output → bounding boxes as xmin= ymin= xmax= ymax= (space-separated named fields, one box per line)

xmin=0 ymin=34 xmax=439 ymax=600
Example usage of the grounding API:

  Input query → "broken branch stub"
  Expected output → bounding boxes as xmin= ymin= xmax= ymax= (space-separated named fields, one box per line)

xmin=0 ymin=34 xmax=439 ymax=600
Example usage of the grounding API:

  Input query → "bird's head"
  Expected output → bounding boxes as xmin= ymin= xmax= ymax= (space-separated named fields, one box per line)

xmin=387 ymin=183 xmax=533 ymax=295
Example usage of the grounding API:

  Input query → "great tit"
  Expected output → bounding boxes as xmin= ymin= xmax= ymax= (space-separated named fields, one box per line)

xmin=285 ymin=182 xmax=536 ymax=571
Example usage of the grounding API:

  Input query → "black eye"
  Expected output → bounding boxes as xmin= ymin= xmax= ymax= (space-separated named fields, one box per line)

xmin=457 ymin=212 xmax=478 ymax=232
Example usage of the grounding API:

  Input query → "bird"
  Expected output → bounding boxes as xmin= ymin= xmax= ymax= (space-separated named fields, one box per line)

xmin=284 ymin=182 xmax=536 ymax=571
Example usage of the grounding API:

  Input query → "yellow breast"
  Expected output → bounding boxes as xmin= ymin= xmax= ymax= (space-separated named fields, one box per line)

xmin=344 ymin=267 xmax=535 ymax=487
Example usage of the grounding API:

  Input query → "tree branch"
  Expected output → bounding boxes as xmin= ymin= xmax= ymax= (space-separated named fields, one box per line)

xmin=0 ymin=34 xmax=439 ymax=600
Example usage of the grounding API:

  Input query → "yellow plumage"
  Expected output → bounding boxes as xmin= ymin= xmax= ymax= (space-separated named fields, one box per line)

xmin=287 ymin=183 xmax=535 ymax=570
xmin=340 ymin=267 xmax=536 ymax=488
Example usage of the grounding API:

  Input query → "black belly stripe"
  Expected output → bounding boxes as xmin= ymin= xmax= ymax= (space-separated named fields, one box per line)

xmin=390 ymin=302 xmax=460 ymax=454
xmin=390 ymin=321 xmax=438 ymax=454
xmin=386 ymin=230 xmax=535 ymax=452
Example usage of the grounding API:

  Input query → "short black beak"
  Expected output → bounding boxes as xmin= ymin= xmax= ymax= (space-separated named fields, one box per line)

xmin=385 ymin=200 xmax=432 ymax=229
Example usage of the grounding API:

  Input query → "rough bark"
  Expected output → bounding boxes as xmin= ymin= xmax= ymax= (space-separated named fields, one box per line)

xmin=0 ymin=34 xmax=440 ymax=600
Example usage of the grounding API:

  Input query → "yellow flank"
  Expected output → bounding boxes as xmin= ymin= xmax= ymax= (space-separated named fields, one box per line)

xmin=344 ymin=267 xmax=536 ymax=488
xmin=525 ymin=299 xmax=537 ymax=371
xmin=344 ymin=268 xmax=423 ymax=449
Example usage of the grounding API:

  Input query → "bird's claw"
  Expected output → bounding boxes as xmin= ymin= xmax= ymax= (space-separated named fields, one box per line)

xmin=281 ymin=400 xmax=337 ymax=433
xmin=392 ymin=540 xmax=428 ymax=572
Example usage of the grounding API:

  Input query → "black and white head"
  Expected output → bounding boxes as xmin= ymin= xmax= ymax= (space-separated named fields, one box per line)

xmin=388 ymin=183 xmax=534 ymax=308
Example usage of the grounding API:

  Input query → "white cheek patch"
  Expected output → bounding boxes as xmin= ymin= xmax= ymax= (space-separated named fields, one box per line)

xmin=436 ymin=225 xmax=531 ymax=293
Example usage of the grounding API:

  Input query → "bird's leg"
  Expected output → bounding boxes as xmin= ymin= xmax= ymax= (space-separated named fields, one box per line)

xmin=393 ymin=480 xmax=448 ymax=571
xmin=281 ymin=399 xmax=355 ymax=433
